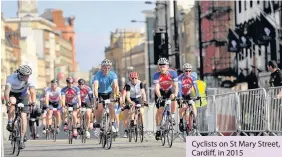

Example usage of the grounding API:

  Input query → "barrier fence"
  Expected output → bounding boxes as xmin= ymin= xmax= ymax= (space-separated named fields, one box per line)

xmin=143 ymin=87 xmax=282 ymax=136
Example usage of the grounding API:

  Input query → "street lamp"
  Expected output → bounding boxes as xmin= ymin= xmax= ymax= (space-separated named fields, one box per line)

xmin=131 ymin=19 xmax=152 ymax=88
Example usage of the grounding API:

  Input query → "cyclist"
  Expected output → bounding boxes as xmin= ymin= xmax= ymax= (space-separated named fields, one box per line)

xmin=28 ymin=103 xmax=41 ymax=138
xmin=45 ymin=79 xmax=62 ymax=133
xmin=122 ymin=71 xmax=147 ymax=138
xmin=92 ymin=59 xmax=119 ymax=136
xmin=178 ymin=63 xmax=200 ymax=132
xmin=40 ymin=87 xmax=48 ymax=134
xmin=77 ymin=78 xmax=93 ymax=139
xmin=5 ymin=65 xmax=36 ymax=149
xmin=153 ymin=58 xmax=178 ymax=140
xmin=61 ymin=77 xmax=81 ymax=138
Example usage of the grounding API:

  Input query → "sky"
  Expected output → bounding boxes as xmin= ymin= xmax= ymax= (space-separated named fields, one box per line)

xmin=1 ymin=0 xmax=154 ymax=72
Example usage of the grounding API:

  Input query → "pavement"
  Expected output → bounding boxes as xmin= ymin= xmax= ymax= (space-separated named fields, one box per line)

xmin=4 ymin=133 xmax=186 ymax=157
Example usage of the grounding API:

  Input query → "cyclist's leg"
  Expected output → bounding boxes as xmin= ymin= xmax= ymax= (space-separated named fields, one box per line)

xmin=123 ymin=104 xmax=130 ymax=137
xmin=108 ymin=97 xmax=116 ymax=132
xmin=47 ymin=103 xmax=54 ymax=128
xmin=7 ymin=94 xmax=17 ymax=131
xmin=55 ymin=103 xmax=62 ymax=131
xmin=155 ymin=91 xmax=165 ymax=139
xmin=72 ymin=103 xmax=79 ymax=137
xmin=94 ymin=93 xmax=104 ymax=126
xmin=85 ymin=102 xmax=92 ymax=138
xmin=41 ymin=104 xmax=47 ymax=133
xmin=20 ymin=95 xmax=30 ymax=146
xmin=188 ymin=94 xmax=197 ymax=118
xmin=169 ymin=89 xmax=177 ymax=121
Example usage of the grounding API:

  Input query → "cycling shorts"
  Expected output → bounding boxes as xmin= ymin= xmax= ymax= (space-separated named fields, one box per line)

xmin=155 ymin=89 xmax=173 ymax=109
xmin=9 ymin=92 xmax=30 ymax=113
xmin=124 ymin=97 xmax=142 ymax=110
xmin=48 ymin=101 xmax=62 ymax=110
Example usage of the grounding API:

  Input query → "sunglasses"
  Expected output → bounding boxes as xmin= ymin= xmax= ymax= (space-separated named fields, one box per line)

xmin=158 ymin=64 xmax=166 ymax=66
xmin=79 ymin=83 xmax=84 ymax=85
xmin=185 ymin=70 xmax=192 ymax=72
xmin=131 ymin=78 xmax=138 ymax=80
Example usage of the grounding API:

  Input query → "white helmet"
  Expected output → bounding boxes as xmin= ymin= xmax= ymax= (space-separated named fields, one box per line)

xmin=18 ymin=65 xmax=32 ymax=75
xmin=157 ymin=58 xmax=169 ymax=65
xmin=182 ymin=63 xmax=192 ymax=69
xmin=101 ymin=59 xmax=112 ymax=66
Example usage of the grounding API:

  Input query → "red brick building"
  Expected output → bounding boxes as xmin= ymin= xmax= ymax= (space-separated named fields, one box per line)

xmin=41 ymin=9 xmax=76 ymax=71
xmin=200 ymin=1 xmax=235 ymax=76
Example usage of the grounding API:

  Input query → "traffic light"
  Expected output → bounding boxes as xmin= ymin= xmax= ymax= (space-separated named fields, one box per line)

xmin=154 ymin=32 xmax=169 ymax=64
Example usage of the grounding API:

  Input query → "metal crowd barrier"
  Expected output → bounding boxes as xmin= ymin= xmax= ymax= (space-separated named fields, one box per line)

xmin=143 ymin=86 xmax=282 ymax=137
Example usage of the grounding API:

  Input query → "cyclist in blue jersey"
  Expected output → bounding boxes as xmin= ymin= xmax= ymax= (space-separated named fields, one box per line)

xmin=178 ymin=63 xmax=200 ymax=132
xmin=153 ymin=58 xmax=178 ymax=140
xmin=92 ymin=59 xmax=120 ymax=136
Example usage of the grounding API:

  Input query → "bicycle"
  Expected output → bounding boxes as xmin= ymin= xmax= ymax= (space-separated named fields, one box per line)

xmin=128 ymin=103 xmax=144 ymax=143
xmin=65 ymin=105 xmax=74 ymax=144
xmin=29 ymin=106 xmax=39 ymax=140
xmin=80 ymin=107 xmax=87 ymax=143
xmin=158 ymin=98 xmax=174 ymax=148
xmin=10 ymin=102 xmax=25 ymax=156
xmin=98 ymin=98 xmax=117 ymax=150
xmin=47 ymin=108 xmax=59 ymax=142
xmin=177 ymin=97 xmax=200 ymax=141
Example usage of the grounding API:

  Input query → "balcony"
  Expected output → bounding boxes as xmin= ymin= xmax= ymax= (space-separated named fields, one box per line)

xmin=202 ymin=6 xmax=232 ymax=20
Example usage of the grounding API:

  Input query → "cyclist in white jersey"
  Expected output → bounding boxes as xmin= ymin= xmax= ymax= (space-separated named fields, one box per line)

xmin=122 ymin=72 xmax=148 ymax=138
xmin=5 ymin=65 xmax=36 ymax=149
xmin=45 ymin=79 xmax=62 ymax=133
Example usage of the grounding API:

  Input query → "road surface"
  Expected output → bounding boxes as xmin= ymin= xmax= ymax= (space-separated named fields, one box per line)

xmin=4 ymin=134 xmax=186 ymax=157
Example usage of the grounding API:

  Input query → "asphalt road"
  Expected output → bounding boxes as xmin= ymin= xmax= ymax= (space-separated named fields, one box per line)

xmin=4 ymin=135 xmax=186 ymax=157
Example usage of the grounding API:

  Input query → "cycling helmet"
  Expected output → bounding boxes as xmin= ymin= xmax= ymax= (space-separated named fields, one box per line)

xmin=78 ymin=78 xmax=86 ymax=85
xmin=157 ymin=58 xmax=169 ymax=65
xmin=129 ymin=71 xmax=139 ymax=79
xmin=182 ymin=63 xmax=193 ymax=69
xmin=18 ymin=65 xmax=32 ymax=75
xmin=66 ymin=77 xmax=74 ymax=83
xmin=101 ymin=59 xmax=112 ymax=66
xmin=51 ymin=79 xmax=58 ymax=83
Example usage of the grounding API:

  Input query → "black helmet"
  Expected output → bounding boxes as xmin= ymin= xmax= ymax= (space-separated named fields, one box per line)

xmin=51 ymin=79 xmax=58 ymax=83
xmin=78 ymin=78 xmax=86 ymax=85
xmin=66 ymin=77 xmax=74 ymax=83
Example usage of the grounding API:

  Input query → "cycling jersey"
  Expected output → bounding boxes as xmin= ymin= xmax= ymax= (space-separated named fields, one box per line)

xmin=78 ymin=85 xmax=92 ymax=103
xmin=6 ymin=73 xmax=35 ymax=96
xmin=61 ymin=86 xmax=80 ymax=104
xmin=124 ymin=80 xmax=144 ymax=99
xmin=153 ymin=70 xmax=178 ymax=91
xmin=93 ymin=70 xmax=117 ymax=94
xmin=45 ymin=87 xmax=61 ymax=103
xmin=178 ymin=73 xmax=200 ymax=97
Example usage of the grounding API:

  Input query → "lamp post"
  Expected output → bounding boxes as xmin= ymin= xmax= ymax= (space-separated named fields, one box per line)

xmin=131 ymin=19 xmax=152 ymax=88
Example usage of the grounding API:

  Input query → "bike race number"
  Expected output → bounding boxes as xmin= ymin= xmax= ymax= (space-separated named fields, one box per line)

xmin=186 ymin=136 xmax=282 ymax=157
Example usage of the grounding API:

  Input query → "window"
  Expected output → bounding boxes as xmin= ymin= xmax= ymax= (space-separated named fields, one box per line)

xmin=239 ymin=0 xmax=242 ymax=13
xmin=250 ymin=0 xmax=253 ymax=8
xmin=244 ymin=0 xmax=247 ymax=10
xmin=257 ymin=0 xmax=260 ymax=4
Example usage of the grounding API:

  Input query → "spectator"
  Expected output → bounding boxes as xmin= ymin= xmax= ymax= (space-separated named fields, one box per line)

xmin=268 ymin=60 xmax=282 ymax=87
xmin=246 ymin=66 xmax=259 ymax=89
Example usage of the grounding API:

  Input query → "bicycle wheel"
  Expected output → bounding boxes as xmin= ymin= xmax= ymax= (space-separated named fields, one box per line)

xmin=81 ymin=115 xmax=86 ymax=143
xmin=138 ymin=113 xmax=144 ymax=143
xmin=106 ymin=113 xmax=112 ymax=150
xmin=32 ymin=122 xmax=36 ymax=140
xmin=167 ymin=115 xmax=173 ymax=148
xmin=161 ymin=117 xmax=166 ymax=146
xmin=53 ymin=116 xmax=56 ymax=142
xmin=68 ymin=116 xmax=73 ymax=144
xmin=128 ymin=125 xmax=132 ymax=142
xmin=101 ymin=114 xmax=106 ymax=148
xmin=16 ymin=118 xmax=22 ymax=156
xmin=187 ymin=112 xmax=194 ymax=136
xmin=11 ymin=129 xmax=16 ymax=154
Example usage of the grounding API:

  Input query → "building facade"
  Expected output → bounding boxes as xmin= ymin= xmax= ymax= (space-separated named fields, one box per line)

xmin=41 ymin=9 xmax=76 ymax=72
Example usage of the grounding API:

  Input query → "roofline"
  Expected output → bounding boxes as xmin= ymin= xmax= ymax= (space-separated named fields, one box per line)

xmin=5 ymin=17 xmax=56 ymax=27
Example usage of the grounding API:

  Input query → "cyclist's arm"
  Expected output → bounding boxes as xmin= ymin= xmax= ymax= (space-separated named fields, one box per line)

xmin=140 ymin=82 xmax=146 ymax=102
xmin=4 ymin=84 xmax=11 ymax=104
xmin=61 ymin=89 xmax=66 ymax=107
xmin=76 ymin=87 xmax=81 ymax=107
xmin=153 ymin=73 xmax=161 ymax=98
xmin=113 ymin=79 xmax=119 ymax=98
xmin=93 ymin=80 xmax=99 ymax=98
xmin=172 ymin=71 xmax=179 ymax=97
xmin=29 ymin=86 xmax=36 ymax=104
xmin=45 ymin=92 xmax=49 ymax=106
xmin=126 ymin=91 xmax=135 ymax=105
xmin=193 ymin=81 xmax=200 ymax=97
